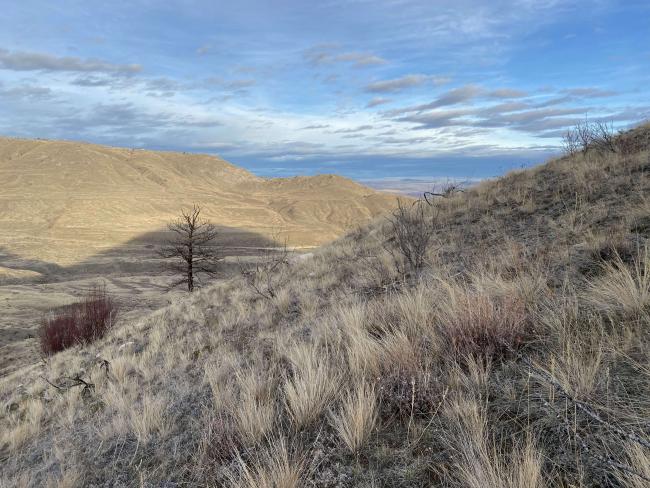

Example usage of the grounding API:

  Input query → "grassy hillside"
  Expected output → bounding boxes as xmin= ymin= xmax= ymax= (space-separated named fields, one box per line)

xmin=1 ymin=124 xmax=649 ymax=487
xmin=0 ymin=137 xmax=400 ymax=267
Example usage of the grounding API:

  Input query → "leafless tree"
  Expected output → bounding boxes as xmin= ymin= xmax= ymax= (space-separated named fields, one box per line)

xmin=159 ymin=204 xmax=222 ymax=292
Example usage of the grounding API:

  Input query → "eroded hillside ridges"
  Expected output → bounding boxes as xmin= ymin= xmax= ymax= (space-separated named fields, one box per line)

xmin=1 ymin=124 xmax=649 ymax=487
xmin=0 ymin=136 xmax=400 ymax=266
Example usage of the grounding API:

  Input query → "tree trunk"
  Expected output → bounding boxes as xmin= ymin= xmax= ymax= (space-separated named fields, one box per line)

xmin=187 ymin=242 xmax=194 ymax=292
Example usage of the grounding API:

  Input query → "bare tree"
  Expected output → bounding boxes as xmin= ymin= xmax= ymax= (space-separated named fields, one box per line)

xmin=159 ymin=204 xmax=222 ymax=292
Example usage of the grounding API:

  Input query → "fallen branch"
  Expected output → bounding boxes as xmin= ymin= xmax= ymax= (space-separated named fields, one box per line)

xmin=523 ymin=357 xmax=650 ymax=483
xmin=523 ymin=356 xmax=650 ymax=449
xmin=42 ymin=374 xmax=95 ymax=394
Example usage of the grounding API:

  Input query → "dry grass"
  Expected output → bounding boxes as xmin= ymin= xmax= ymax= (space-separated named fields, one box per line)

xmin=586 ymin=244 xmax=650 ymax=317
xmin=233 ymin=368 xmax=277 ymax=445
xmin=618 ymin=443 xmax=650 ymax=488
xmin=1 ymin=124 xmax=649 ymax=486
xmin=444 ymin=396 xmax=546 ymax=488
xmin=283 ymin=343 xmax=341 ymax=429
xmin=330 ymin=381 xmax=378 ymax=453
xmin=229 ymin=438 xmax=304 ymax=488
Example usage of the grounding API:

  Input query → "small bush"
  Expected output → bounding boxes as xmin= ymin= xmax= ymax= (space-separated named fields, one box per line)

xmin=438 ymin=287 xmax=529 ymax=360
xmin=385 ymin=200 xmax=437 ymax=275
xmin=39 ymin=285 xmax=118 ymax=354
xmin=563 ymin=119 xmax=618 ymax=156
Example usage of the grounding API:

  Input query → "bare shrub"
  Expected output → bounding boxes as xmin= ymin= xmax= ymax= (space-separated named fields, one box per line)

xmin=562 ymin=127 xmax=581 ymax=156
xmin=240 ymin=239 xmax=291 ymax=300
xmin=423 ymin=180 xmax=465 ymax=205
xmin=39 ymin=284 xmax=118 ymax=354
xmin=563 ymin=119 xmax=619 ymax=156
xmin=437 ymin=284 xmax=529 ymax=360
xmin=590 ymin=120 xmax=618 ymax=154
xmin=385 ymin=199 xmax=437 ymax=275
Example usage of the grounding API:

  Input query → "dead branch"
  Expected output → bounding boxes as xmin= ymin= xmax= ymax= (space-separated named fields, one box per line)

xmin=523 ymin=357 xmax=650 ymax=450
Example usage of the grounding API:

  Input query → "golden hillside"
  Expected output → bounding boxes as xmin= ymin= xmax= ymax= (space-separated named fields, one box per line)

xmin=0 ymin=137 xmax=400 ymax=266
xmin=1 ymin=124 xmax=648 ymax=486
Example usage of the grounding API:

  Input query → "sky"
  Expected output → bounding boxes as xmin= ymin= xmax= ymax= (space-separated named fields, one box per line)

xmin=0 ymin=0 xmax=649 ymax=182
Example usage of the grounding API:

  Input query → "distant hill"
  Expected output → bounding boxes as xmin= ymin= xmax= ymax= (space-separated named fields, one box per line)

xmin=0 ymin=137 xmax=400 ymax=266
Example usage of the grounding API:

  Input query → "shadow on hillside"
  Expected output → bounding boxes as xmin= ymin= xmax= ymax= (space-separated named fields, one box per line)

xmin=0 ymin=225 xmax=282 ymax=377
xmin=0 ymin=225 xmax=280 ymax=285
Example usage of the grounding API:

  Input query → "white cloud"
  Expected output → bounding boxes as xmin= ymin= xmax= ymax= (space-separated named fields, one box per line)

xmin=0 ymin=48 xmax=141 ymax=74
xmin=365 ymin=74 xmax=449 ymax=93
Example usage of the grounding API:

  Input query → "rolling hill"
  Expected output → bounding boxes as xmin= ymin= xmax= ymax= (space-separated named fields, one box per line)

xmin=0 ymin=137 xmax=400 ymax=267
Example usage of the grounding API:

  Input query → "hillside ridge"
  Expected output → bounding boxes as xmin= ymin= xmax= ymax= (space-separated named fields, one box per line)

xmin=0 ymin=136 xmax=401 ymax=266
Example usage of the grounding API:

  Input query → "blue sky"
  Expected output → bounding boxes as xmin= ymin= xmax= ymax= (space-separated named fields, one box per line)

xmin=0 ymin=1 xmax=648 ymax=181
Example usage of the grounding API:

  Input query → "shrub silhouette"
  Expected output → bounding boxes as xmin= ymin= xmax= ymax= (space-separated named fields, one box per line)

xmin=39 ymin=285 xmax=118 ymax=354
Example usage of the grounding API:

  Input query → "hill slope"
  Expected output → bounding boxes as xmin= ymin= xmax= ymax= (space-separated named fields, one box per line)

xmin=0 ymin=137 xmax=400 ymax=266
xmin=1 ymin=125 xmax=649 ymax=487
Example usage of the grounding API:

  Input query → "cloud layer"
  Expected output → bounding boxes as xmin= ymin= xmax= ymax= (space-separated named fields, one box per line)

xmin=0 ymin=0 xmax=648 ymax=179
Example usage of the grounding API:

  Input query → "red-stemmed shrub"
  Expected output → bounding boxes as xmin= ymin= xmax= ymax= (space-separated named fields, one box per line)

xmin=440 ymin=291 xmax=529 ymax=360
xmin=39 ymin=285 xmax=118 ymax=355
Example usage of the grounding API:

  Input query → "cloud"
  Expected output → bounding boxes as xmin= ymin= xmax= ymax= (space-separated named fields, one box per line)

xmin=333 ymin=52 xmax=386 ymax=67
xmin=386 ymin=84 xmax=483 ymax=115
xmin=395 ymin=100 xmax=589 ymax=134
xmin=305 ymin=45 xmax=386 ymax=68
xmin=0 ymin=48 xmax=141 ymax=74
xmin=300 ymin=124 xmax=331 ymax=130
xmin=71 ymin=76 xmax=117 ymax=87
xmin=331 ymin=124 xmax=374 ymax=134
xmin=366 ymin=97 xmax=391 ymax=108
xmin=561 ymin=87 xmax=617 ymax=98
xmin=365 ymin=74 xmax=449 ymax=93
xmin=0 ymin=83 xmax=54 ymax=101
xmin=397 ymin=109 xmax=469 ymax=129
xmin=426 ymin=84 xmax=483 ymax=108
xmin=54 ymin=103 xmax=222 ymax=138
xmin=488 ymin=88 xmax=528 ymax=98
xmin=204 ymin=77 xmax=256 ymax=90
